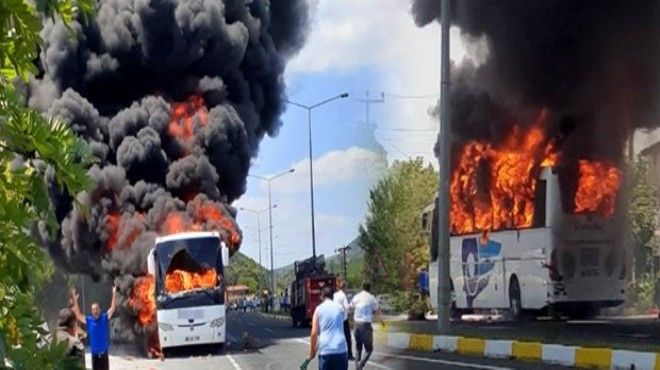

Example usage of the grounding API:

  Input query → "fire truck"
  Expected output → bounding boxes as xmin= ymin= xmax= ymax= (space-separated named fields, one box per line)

xmin=147 ymin=231 xmax=229 ymax=350
xmin=289 ymin=255 xmax=338 ymax=327
xmin=421 ymin=166 xmax=631 ymax=320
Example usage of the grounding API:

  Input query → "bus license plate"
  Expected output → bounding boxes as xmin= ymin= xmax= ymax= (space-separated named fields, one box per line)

xmin=185 ymin=336 xmax=200 ymax=343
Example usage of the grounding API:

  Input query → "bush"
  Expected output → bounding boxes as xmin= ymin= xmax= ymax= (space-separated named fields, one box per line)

xmin=630 ymin=274 xmax=660 ymax=313
xmin=390 ymin=292 xmax=430 ymax=321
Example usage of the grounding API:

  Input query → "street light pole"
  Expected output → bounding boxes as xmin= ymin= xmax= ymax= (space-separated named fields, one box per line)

xmin=249 ymin=169 xmax=295 ymax=295
xmin=437 ymin=0 xmax=452 ymax=334
xmin=240 ymin=205 xmax=273 ymax=290
xmin=285 ymin=93 xmax=349 ymax=268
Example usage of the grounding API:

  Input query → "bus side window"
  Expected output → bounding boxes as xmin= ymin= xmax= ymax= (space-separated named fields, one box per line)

xmin=533 ymin=179 xmax=547 ymax=228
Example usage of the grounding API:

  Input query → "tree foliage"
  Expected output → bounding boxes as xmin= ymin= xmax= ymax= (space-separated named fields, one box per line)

xmin=629 ymin=157 xmax=660 ymax=276
xmin=226 ymin=253 xmax=268 ymax=294
xmin=0 ymin=0 xmax=93 ymax=368
xmin=358 ymin=158 xmax=437 ymax=293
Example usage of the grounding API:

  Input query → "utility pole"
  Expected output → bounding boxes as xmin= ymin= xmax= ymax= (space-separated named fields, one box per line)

xmin=355 ymin=91 xmax=385 ymax=125
xmin=355 ymin=91 xmax=386 ymax=155
xmin=437 ymin=0 xmax=452 ymax=334
xmin=334 ymin=245 xmax=351 ymax=283
xmin=285 ymin=94 xmax=349 ymax=270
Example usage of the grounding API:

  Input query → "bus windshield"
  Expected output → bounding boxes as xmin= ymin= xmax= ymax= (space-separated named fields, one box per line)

xmin=154 ymin=236 xmax=225 ymax=309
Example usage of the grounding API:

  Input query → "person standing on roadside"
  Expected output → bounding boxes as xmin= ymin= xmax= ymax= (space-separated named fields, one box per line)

xmin=350 ymin=281 xmax=385 ymax=370
xmin=71 ymin=284 xmax=117 ymax=370
xmin=333 ymin=281 xmax=354 ymax=360
xmin=305 ymin=286 xmax=348 ymax=370
xmin=55 ymin=308 xmax=85 ymax=370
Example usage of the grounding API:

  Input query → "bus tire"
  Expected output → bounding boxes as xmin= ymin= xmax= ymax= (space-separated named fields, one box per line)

xmin=509 ymin=277 xmax=524 ymax=322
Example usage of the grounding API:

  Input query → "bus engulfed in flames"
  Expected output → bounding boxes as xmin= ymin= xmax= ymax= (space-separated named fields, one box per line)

xmin=449 ymin=112 xmax=622 ymax=236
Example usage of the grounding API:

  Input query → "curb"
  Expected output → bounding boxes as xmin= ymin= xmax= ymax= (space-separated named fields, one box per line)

xmin=386 ymin=332 xmax=660 ymax=370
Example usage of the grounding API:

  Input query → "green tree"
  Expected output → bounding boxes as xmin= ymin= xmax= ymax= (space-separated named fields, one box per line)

xmin=358 ymin=158 xmax=437 ymax=293
xmin=629 ymin=158 xmax=659 ymax=277
xmin=0 ymin=1 xmax=93 ymax=368
xmin=226 ymin=252 xmax=268 ymax=293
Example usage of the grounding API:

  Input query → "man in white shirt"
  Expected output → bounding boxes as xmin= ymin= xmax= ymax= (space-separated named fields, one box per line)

xmin=349 ymin=281 xmax=384 ymax=370
xmin=333 ymin=281 xmax=354 ymax=360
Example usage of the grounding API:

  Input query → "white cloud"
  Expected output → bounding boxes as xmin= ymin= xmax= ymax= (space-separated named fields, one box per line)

xmin=234 ymin=147 xmax=385 ymax=268
xmin=258 ymin=146 xmax=387 ymax=195
xmin=286 ymin=0 xmax=488 ymax=168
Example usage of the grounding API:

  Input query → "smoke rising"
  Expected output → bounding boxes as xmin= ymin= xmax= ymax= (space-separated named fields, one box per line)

xmin=413 ymin=0 xmax=660 ymax=162
xmin=30 ymin=0 xmax=309 ymax=344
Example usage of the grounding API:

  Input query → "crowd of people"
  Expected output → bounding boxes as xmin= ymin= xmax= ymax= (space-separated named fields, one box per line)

xmin=305 ymin=281 xmax=385 ymax=370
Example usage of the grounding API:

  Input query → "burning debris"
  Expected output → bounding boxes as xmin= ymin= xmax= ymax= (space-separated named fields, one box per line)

xmin=29 ymin=0 xmax=310 ymax=349
xmin=412 ymin=1 xmax=660 ymax=235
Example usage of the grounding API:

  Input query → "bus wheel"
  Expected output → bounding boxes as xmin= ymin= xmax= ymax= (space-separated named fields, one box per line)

xmin=509 ymin=278 xmax=523 ymax=322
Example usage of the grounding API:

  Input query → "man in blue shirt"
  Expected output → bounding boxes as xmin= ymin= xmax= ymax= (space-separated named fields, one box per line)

xmin=306 ymin=286 xmax=348 ymax=370
xmin=418 ymin=267 xmax=430 ymax=298
xmin=71 ymin=284 xmax=117 ymax=370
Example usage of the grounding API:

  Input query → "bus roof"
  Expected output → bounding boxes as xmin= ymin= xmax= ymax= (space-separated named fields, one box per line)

xmin=155 ymin=231 xmax=221 ymax=244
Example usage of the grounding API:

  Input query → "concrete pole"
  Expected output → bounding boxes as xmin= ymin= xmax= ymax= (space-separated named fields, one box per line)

xmin=437 ymin=0 xmax=452 ymax=334
xmin=268 ymin=182 xmax=275 ymax=295
xmin=308 ymin=108 xmax=317 ymax=269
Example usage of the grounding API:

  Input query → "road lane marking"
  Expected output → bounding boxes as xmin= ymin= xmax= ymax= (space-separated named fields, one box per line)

xmin=264 ymin=328 xmax=274 ymax=333
xmin=372 ymin=353 xmax=514 ymax=370
xmin=227 ymin=354 xmax=243 ymax=370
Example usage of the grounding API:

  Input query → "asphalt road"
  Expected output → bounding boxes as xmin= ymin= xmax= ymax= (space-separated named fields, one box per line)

xmin=97 ymin=312 xmax=578 ymax=370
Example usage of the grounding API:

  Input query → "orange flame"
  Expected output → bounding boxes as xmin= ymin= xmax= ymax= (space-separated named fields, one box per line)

xmin=450 ymin=112 xmax=622 ymax=235
xmin=165 ymin=269 xmax=219 ymax=293
xmin=450 ymin=119 xmax=556 ymax=235
xmin=128 ymin=275 xmax=156 ymax=327
xmin=106 ymin=213 xmax=144 ymax=252
xmin=168 ymin=95 xmax=208 ymax=141
xmin=574 ymin=160 xmax=621 ymax=217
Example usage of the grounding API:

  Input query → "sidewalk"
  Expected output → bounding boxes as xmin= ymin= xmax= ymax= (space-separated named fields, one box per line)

xmin=384 ymin=317 xmax=660 ymax=370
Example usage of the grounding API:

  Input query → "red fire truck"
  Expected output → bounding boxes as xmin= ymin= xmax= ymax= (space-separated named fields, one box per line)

xmin=289 ymin=255 xmax=338 ymax=327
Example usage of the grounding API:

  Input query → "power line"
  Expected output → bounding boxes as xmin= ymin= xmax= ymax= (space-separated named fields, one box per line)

xmin=376 ymin=126 xmax=437 ymax=133
xmin=375 ymin=133 xmax=412 ymax=158
xmin=382 ymin=92 xmax=439 ymax=100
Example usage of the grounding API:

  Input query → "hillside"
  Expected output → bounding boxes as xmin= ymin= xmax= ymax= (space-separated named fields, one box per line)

xmin=275 ymin=240 xmax=364 ymax=290
xmin=226 ymin=252 xmax=268 ymax=293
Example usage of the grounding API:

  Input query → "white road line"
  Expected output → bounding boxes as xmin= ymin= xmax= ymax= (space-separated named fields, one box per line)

xmin=227 ymin=354 xmax=243 ymax=370
xmin=372 ymin=353 xmax=514 ymax=370
xmin=288 ymin=339 xmax=513 ymax=370
xmin=264 ymin=328 xmax=274 ymax=333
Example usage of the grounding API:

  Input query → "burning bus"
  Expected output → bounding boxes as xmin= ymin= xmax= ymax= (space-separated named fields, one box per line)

xmin=421 ymin=123 xmax=630 ymax=320
xmin=146 ymin=231 xmax=229 ymax=350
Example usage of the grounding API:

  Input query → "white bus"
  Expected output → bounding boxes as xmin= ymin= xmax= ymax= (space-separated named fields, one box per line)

xmin=147 ymin=231 xmax=229 ymax=349
xmin=421 ymin=167 xmax=630 ymax=320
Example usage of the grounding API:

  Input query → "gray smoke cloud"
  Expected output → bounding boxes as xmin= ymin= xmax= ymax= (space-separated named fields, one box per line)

xmin=413 ymin=0 xmax=660 ymax=163
xmin=30 ymin=0 xmax=310 ymax=345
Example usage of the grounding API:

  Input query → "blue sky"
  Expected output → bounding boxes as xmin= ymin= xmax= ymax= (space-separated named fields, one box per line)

xmin=233 ymin=1 xmax=473 ymax=269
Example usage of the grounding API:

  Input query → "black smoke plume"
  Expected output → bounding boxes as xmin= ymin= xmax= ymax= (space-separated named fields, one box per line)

xmin=30 ymin=0 xmax=310 ymax=344
xmin=413 ymin=0 xmax=660 ymax=163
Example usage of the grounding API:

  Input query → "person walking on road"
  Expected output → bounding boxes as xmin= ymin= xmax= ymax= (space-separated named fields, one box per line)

xmin=333 ymin=281 xmax=354 ymax=360
xmin=306 ymin=286 xmax=348 ymax=370
xmin=71 ymin=284 xmax=118 ymax=370
xmin=350 ymin=281 xmax=385 ymax=370
xmin=55 ymin=308 xmax=85 ymax=370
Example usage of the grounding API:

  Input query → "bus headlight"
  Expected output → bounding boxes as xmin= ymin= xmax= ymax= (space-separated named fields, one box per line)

xmin=210 ymin=317 xmax=225 ymax=328
xmin=158 ymin=323 xmax=173 ymax=332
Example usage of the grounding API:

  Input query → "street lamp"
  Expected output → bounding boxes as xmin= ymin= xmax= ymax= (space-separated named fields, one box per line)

xmin=249 ymin=168 xmax=295 ymax=295
xmin=241 ymin=205 xmax=276 ymax=291
xmin=285 ymin=93 xmax=349 ymax=266
xmin=240 ymin=205 xmax=276 ymax=268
